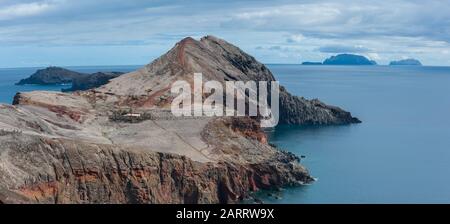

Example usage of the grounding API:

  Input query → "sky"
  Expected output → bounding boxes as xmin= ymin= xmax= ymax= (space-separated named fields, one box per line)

xmin=0 ymin=0 xmax=450 ymax=68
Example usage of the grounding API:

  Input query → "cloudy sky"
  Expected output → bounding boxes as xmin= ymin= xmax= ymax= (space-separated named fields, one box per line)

xmin=1 ymin=0 xmax=450 ymax=67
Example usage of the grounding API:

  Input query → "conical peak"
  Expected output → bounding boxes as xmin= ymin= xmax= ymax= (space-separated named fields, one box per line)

xmin=173 ymin=37 xmax=207 ymax=67
xmin=175 ymin=35 xmax=232 ymax=54
xmin=177 ymin=35 xmax=222 ymax=44
xmin=177 ymin=36 xmax=197 ymax=45
xmin=162 ymin=35 xmax=273 ymax=82
xmin=99 ymin=35 xmax=275 ymax=96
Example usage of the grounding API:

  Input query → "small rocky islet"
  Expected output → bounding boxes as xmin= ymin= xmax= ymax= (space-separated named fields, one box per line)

xmin=302 ymin=54 xmax=377 ymax=65
xmin=15 ymin=66 xmax=124 ymax=92
xmin=15 ymin=66 xmax=85 ymax=85
xmin=389 ymin=59 xmax=422 ymax=66
xmin=0 ymin=35 xmax=360 ymax=204
xmin=302 ymin=54 xmax=423 ymax=66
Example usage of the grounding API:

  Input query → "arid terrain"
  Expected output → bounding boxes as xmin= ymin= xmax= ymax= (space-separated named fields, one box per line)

xmin=0 ymin=36 xmax=359 ymax=204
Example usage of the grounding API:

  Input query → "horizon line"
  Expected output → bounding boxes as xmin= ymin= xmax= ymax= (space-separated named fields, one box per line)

xmin=2 ymin=63 xmax=450 ymax=70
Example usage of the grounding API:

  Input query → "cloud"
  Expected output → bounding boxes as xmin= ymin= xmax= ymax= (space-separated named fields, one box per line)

xmin=223 ymin=3 xmax=343 ymax=32
xmin=255 ymin=45 xmax=302 ymax=53
xmin=223 ymin=0 xmax=450 ymax=43
xmin=0 ymin=0 xmax=450 ymax=66
xmin=318 ymin=45 xmax=372 ymax=53
xmin=286 ymin=34 xmax=305 ymax=43
xmin=0 ymin=0 xmax=60 ymax=21
xmin=367 ymin=53 xmax=381 ymax=61
xmin=269 ymin=46 xmax=282 ymax=50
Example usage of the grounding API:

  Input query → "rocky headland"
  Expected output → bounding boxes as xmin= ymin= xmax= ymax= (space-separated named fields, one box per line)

xmin=62 ymin=72 xmax=124 ymax=92
xmin=15 ymin=66 xmax=85 ymax=85
xmin=0 ymin=36 xmax=360 ymax=204
xmin=16 ymin=67 xmax=124 ymax=92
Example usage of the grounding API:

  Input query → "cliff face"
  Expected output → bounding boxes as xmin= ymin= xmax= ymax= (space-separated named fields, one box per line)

xmin=0 ymin=35 xmax=359 ymax=204
xmin=0 ymin=92 xmax=311 ymax=204
xmin=279 ymin=87 xmax=361 ymax=125
xmin=0 ymin=131 xmax=310 ymax=204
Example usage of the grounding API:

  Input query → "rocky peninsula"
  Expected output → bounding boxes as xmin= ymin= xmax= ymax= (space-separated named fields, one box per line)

xmin=62 ymin=72 xmax=124 ymax=92
xmin=16 ymin=67 xmax=124 ymax=92
xmin=0 ymin=36 xmax=360 ymax=204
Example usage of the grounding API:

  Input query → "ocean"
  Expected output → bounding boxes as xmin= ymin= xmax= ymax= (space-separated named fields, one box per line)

xmin=1 ymin=64 xmax=450 ymax=203
xmin=266 ymin=65 xmax=450 ymax=203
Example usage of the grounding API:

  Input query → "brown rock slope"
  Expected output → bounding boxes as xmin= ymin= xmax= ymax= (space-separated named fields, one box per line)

xmin=96 ymin=35 xmax=360 ymax=124
xmin=0 ymin=35 xmax=359 ymax=204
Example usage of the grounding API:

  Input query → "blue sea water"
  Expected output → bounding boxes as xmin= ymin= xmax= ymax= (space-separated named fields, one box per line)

xmin=265 ymin=65 xmax=450 ymax=203
xmin=1 ymin=64 xmax=450 ymax=203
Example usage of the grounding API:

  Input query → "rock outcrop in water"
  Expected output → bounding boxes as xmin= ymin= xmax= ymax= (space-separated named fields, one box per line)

xmin=323 ymin=54 xmax=377 ymax=65
xmin=15 ymin=67 xmax=85 ymax=85
xmin=302 ymin=62 xmax=322 ymax=65
xmin=279 ymin=87 xmax=361 ymax=125
xmin=389 ymin=59 xmax=422 ymax=66
xmin=16 ymin=67 xmax=125 ymax=91
xmin=62 ymin=72 xmax=124 ymax=92
xmin=0 ymin=35 xmax=359 ymax=204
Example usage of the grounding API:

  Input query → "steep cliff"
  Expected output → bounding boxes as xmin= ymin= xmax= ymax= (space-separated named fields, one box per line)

xmin=0 ymin=129 xmax=310 ymax=204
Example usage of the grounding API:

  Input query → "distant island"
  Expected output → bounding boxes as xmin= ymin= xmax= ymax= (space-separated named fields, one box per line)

xmin=323 ymin=54 xmax=377 ymax=65
xmin=302 ymin=62 xmax=323 ymax=65
xmin=302 ymin=54 xmax=377 ymax=65
xmin=16 ymin=66 xmax=124 ymax=91
xmin=15 ymin=66 xmax=84 ymax=85
xmin=389 ymin=59 xmax=422 ymax=66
